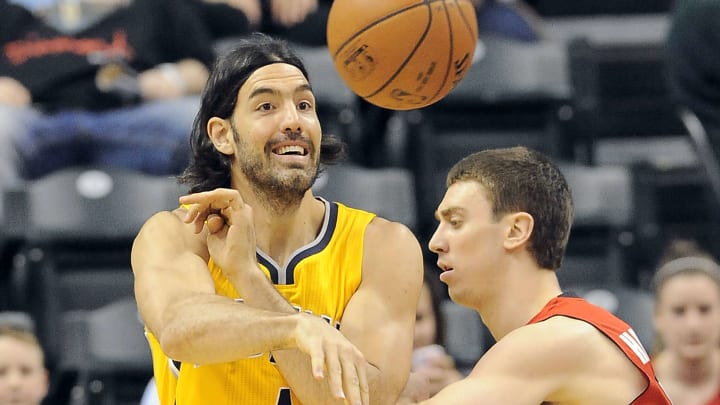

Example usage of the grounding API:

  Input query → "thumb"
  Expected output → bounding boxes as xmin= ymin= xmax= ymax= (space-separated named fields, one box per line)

xmin=206 ymin=214 xmax=226 ymax=234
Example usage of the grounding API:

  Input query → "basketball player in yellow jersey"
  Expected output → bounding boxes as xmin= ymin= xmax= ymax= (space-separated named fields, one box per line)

xmin=130 ymin=33 xmax=424 ymax=405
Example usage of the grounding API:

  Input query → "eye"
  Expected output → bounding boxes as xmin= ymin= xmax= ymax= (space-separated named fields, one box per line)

xmin=672 ymin=306 xmax=685 ymax=316
xmin=298 ymin=100 xmax=313 ymax=111
xmin=257 ymin=102 xmax=273 ymax=112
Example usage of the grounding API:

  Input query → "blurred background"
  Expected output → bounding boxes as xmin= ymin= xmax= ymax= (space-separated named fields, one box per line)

xmin=2 ymin=0 xmax=719 ymax=403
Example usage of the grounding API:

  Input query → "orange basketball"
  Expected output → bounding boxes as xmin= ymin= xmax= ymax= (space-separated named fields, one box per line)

xmin=326 ymin=0 xmax=479 ymax=111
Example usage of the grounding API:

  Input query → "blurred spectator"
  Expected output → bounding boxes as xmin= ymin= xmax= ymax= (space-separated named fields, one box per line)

xmin=0 ymin=0 xmax=256 ymax=192
xmin=651 ymin=238 xmax=720 ymax=405
xmin=411 ymin=266 xmax=463 ymax=397
xmin=473 ymin=0 xmax=544 ymax=43
xmin=0 ymin=323 xmax=48 ymax=405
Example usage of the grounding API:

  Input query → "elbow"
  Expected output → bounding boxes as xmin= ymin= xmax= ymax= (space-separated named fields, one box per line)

xmin=156 ymin=316 xmax=193 ymax=361
xmin=154 ymin=304 xmax=205 ymax=363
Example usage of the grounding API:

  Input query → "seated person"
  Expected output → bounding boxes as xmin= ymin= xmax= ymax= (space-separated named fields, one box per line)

xmin=0 ymin=0 xmax=255 ymax=189
xmin=652 ymin=238 xmax=720 ymax=405
xmin=0 ymin=323 xmax=49 ymax=405
xmin=411 ymin=266 xmax=463 ymax=397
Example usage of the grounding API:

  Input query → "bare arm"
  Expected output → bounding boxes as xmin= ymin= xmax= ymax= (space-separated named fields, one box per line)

xmin=351 ymin=219 xmax=424 ymax=402
xmin=266 ymin=218 xmax=423 ymax=405
xmin=269 ymin=0 xmax=318 ymax=27
xmin=138 ymin=58 xmax=209 ymax=100
xmin=400 ymin=318 xmax=649 ymax=405
xmin=176 ymin=189 xmax=376 ymax=404
xmin=132 ymin=209 xmax=316 ymax=364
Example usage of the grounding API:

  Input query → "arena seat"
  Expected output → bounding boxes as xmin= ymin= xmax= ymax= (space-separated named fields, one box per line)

xmin=61 ymin=298 xmax=152 ymax=405
xmin=565 ymin=284 xmax=656 ymax=351
xmin=5 ymin=166 xmax=183 ymax=403
xmin=312 ymin=163 xmax=417 ymax=231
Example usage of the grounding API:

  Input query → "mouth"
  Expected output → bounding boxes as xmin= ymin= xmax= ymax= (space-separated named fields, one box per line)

xmin=272 ymin=142 xmax=309 ymax=157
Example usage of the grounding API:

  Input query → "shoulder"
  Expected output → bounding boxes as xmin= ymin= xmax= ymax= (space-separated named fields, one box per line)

xmin=364 ymin=216 xmax=421 ymax=257
xmin=480 ymin=316 xmax=625 ymax=378
xmin=361 ymin=216 xmax=423 ymax=285
xmin=133 ymin=207 xmax=208 ymax=261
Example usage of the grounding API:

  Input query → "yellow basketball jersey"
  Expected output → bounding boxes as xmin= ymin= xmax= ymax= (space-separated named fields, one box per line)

xmin=147 ymin=199 xmax=375 ymax=405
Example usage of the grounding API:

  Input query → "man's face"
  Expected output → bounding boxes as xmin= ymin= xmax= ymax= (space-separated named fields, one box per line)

xmin=428 ymin=181 xmax=507 ymax=309
xmin=228 ymin=63 xmax=322 ymax=202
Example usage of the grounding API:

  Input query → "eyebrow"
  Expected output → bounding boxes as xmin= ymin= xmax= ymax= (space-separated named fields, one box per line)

xmin=248 ymin=83 xmax=314 ymax=100
xmin=436 ymin=207 xmax=464 ymax=221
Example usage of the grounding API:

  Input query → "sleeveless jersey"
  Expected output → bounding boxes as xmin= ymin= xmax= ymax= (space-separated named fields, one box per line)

xmin=527 ymin=296 xmax=672 ymax=405
xmin=708 ymin=392 xmax=720 ymax=405
xmin=146 ymin=199 xmax=375 ymax=405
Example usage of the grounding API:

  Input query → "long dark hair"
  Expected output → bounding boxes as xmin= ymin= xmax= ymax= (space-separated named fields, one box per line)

xmin=179 ymin=33 xmax=345 ymax=193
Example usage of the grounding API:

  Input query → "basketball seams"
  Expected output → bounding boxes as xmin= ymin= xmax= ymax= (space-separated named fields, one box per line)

xmin=331 ymin=1 xmax=435 ymax=60
xmin=426 ymin=0 xmax=454 ymax=104
xmin=327 ymin=0 xmax=478 ymax=110
xmin=364 ymin=2 xmax=440 ymax=99
xmin=453 ymin=0 xmax=479 ymax=38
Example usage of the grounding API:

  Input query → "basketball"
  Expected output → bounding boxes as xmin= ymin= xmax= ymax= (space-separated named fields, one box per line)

xmin=326 ymin=0 xmax=479 ymax=111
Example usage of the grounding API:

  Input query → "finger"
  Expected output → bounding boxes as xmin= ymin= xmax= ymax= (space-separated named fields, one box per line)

xmin=206 ymin=213 xmax=226 ymax=234
xmin=340 ymin=355 xmax=362 ymax=405
xmin=180 ymin=189 xmax=241 ymax=208
xmin=358 ymin=361 xmax=369 ymax=405
xmin=325 ymin=346 xmax=346 ymax=400
xmin=181 ymin=203 xmax=209 ymax=234
xmin=309 ymin=342 xmax=325 ymax=380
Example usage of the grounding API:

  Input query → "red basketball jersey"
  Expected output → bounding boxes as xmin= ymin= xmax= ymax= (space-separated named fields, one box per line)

xmin=527 ymin=295 xmax=672 ymax=405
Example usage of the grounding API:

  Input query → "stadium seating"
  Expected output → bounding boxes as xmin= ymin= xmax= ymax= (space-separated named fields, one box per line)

xmin=4 ymin=167 xmax=183 ymax=404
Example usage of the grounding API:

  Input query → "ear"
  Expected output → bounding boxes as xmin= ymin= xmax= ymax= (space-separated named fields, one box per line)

xmin=207 ymin=116 xmax=235 ymax=155
xmin=503 ymin=212 xmax=533 ymax=250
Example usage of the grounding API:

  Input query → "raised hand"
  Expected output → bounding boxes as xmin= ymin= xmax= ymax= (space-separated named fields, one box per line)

xmin=179 ymin=188 xmax=257 ymax=277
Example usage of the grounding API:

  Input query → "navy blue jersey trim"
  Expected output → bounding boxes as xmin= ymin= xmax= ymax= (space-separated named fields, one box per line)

xmin=285 ymin=201 xmax=338 ymax=284
xmin=257 ymin=254 xmax=279 ymax=284
xmin=256 ymin=199 xmax=338 ymax=285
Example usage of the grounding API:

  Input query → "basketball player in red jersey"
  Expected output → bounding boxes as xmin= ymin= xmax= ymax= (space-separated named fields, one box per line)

xmin=398 ymin=146 xmax=671 ymax=405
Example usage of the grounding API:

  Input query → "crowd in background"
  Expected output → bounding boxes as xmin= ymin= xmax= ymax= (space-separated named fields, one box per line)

xmin=3 ymin=0 xmax=720 ymax=404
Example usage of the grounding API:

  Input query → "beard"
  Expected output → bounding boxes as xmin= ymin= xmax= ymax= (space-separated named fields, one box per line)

xmin=233 ymin=128 xmax=319 ymax=215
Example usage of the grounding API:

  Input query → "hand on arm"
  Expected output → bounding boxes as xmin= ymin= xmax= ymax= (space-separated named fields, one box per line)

xmin=178 ymin=189 xmax=371 ymax=404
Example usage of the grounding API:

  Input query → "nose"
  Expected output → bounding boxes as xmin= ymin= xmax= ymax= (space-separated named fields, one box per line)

xmin=280 ymin=102 xmax=302 ymax=135
xmin=6 ymin=369 xmax=23 ymax=388
xmin=428 ymin=226 xmax=446 ymax=254
xmin=684 ymin=309 xmax=707 ymax=330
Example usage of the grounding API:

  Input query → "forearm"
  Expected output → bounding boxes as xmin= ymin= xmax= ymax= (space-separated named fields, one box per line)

xmin=272 ymin=351 xmax=388 ymax=405
xmin=174 ymin=58 xmax=209 ymax=94
xmin=158 ymin=292 xmax=300 ymax=364
xmin=234 ymin=270 xmax=382 ymax=403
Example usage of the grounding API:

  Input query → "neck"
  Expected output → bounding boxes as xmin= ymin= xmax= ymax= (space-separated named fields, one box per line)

xmin=479 ymin=256 xmax=562 ymax=341
xmin=671 ymin=350 xmax=720 ymax=386
xmin=244 ymin=189 xmax=326 ymax=268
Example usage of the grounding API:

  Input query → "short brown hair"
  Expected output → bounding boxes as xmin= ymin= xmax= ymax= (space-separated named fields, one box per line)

xmin=446 ymin=146 xmax=573 ymax=270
